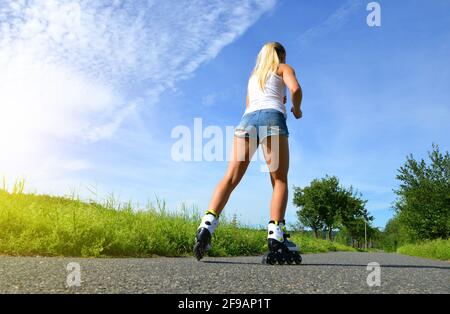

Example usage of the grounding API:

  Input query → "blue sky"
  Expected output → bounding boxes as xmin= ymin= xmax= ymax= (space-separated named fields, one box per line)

xmin=1 ymin=0 xmax=449 ymax=229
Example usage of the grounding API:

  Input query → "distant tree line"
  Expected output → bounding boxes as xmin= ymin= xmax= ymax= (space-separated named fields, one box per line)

xmin=293 ymin=144 xmax=449 ymax=251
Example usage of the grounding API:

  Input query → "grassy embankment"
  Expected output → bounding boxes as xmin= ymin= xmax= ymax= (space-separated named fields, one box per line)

xmin=397 ymin=239 xmax=450 ymax=261
xmin=0 ymin=185 xmax=355 ymax=257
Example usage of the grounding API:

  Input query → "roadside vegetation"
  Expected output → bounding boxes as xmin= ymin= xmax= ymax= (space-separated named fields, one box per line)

xmin=293 ymin=144 xmax=449 ymax=260
xmin=382 ymin=144 xmax=450 ymax=260
xmin=1 ymin=144 xmax=447 ymax=260
xmin=0 ymin=181 xmax=354 ymax=257
xmin=397 ymin=239 xmax=450 ymax=261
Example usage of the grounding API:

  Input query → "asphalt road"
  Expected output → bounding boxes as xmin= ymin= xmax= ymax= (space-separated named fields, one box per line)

xmin=0 ymin=252 xmax=448 ymax=294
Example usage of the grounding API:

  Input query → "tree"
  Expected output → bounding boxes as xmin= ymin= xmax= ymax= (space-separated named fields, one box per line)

xmin=293 ymin=175 xmax=372 ymax=241
xmin=381 ymin=216 xmax=410 ymax=252
xmin=318 ymin=176 xmax=347 ymax=240
xmin=339 ymin=189 xmax=373 ymax=244
xmin=394 ymin=144 xmax=450 ymax=240
xmin=293 ymin=183 xmax=324 ymax=238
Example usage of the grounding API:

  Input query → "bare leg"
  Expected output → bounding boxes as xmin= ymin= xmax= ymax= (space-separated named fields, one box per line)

xmin=207 ymin=136 xmax=258 ymax=215
xmin=261 ymin=136 xmax=289 ymax=221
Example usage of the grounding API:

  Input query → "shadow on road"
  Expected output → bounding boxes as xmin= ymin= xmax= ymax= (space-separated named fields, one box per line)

xmin=202 ymin=260 xmax=262 ymax=266
xmin=202 ymin=260 xmax=450 ymax=270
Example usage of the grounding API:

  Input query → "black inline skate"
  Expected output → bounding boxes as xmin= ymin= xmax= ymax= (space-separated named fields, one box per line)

xmin=193 ymin=210 xmax=219 ymax=261
xmin=262 ymin=221 xmax=302 ymax=265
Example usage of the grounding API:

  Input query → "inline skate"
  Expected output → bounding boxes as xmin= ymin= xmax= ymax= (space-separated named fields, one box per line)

xmin=262 ymin=221 xmax=302 ymax=265
xmin=193 ymin=210 xmax=219 ymax=261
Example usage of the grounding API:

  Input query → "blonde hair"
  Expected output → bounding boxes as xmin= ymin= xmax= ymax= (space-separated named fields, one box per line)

xmin=251 ymin=42 xmax=286 ymax=92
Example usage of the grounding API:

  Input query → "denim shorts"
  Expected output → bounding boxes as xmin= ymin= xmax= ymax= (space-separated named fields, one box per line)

xmin=234 ymin=109 xmax=289 ymax=143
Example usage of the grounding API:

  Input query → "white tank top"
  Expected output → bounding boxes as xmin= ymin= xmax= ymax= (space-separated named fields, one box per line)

xmin=245 ymin=71 xmax=287 ymax=117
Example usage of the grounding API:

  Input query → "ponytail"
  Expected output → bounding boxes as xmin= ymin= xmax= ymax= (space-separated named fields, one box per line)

xmin=251 ymin=42 xmax=286 ymax=92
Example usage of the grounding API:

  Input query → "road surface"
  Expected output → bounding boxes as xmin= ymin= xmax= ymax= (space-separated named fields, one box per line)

xmin=0 ymin=252 xmax=448 ymax=294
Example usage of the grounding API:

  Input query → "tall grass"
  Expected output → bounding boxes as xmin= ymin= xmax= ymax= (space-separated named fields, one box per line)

xmin=397 ymin=239 xmax=450 ymax=261
xmin=0 ymin=180 xmax=355 ymax=257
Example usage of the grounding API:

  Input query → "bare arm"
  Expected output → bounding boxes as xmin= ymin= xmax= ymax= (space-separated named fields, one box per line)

xmin=246 ymin=91 xmax=249 ymax=109
xmin=282 ymin=65 xmax=303 ymax=119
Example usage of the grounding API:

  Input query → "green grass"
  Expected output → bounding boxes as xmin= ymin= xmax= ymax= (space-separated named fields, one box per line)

xmin=0 ymin=187 xmax=356 ymax=257
xmin=397 ymin=239 xmax=450 ymax=261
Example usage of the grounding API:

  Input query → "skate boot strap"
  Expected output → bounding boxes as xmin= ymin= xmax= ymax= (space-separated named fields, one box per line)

xmin=205 ymin=209 xmax=219 ymax=218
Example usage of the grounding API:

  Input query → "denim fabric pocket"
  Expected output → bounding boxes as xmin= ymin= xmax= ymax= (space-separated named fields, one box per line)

xmin=258 ymin=110 xmax=288 ymax=138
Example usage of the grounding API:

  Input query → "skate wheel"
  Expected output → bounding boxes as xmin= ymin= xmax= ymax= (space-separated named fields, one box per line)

xmin=194 ymin=228 xmax=212 ymax=261
xmin=262 ymin=252 xmax=276 ymax=265
xmin=193 ymin=241 xmax=205 ymax=261
xmin=276 ymin=253 xmax=286 ymax=265
xmin=286 ymin=255 xmax=294 ymax=265
xmin=294 ymin=253 xmax=302 ymax=265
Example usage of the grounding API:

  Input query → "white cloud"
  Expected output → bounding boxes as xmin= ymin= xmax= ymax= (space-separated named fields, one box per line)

xmin=0 ymin=56 xmax=124 ymax=142
xmin=299 ymin=0 xmax=364 ymax=44
xmin=0 ymin=0 xmax=276 ymax=189
xmin=61 ymin=159 xmax=91 ymax=172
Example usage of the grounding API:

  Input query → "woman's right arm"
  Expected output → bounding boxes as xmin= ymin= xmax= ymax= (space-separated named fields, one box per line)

xmin=282 ymin=64 xmax=302 ymax=119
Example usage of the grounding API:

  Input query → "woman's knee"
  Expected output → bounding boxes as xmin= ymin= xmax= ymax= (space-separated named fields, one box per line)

xmin=272 ymin=177 xmax=288 ymax=187
xmin=223 ymin=173 xmax=241 ymax=189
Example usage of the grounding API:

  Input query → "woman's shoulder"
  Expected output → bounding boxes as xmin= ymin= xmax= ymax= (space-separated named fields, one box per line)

xmin=277 ymin=63 xmax=295 ymax=77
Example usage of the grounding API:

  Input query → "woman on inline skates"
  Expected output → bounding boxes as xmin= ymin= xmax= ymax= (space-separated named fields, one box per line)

xmin=194 ymin=42 xmax=303 ymax=265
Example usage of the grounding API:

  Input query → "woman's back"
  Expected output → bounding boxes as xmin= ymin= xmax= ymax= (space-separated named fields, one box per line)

xmin=245 ymin=69 xmax=287 ymax=117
